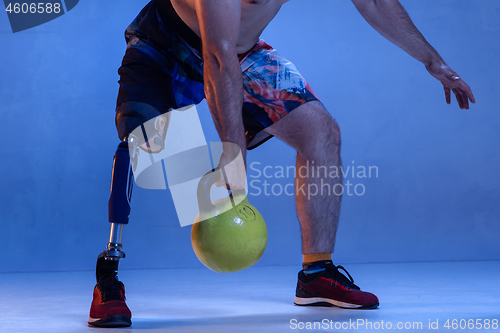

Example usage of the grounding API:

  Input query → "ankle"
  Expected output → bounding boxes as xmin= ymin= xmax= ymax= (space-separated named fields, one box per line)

xmin=302 ymin=254 xmax=333 ymax=275
xmin=302 ymin=253 xmax=332 ymax=265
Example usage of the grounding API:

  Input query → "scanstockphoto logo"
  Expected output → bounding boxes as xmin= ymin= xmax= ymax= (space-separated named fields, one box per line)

xmin=248 ymin=161 xmax=379 ymax=198
xmin=4 ymin=0 xmax=79 ymax=33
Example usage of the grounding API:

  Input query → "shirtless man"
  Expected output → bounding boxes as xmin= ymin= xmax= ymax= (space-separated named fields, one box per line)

xmin=88 ymin=0 xmax=475 ymax=327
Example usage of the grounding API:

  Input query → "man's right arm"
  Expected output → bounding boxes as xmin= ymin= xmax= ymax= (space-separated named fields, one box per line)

xmin=195 ymin=0 xmax=247 ymax=188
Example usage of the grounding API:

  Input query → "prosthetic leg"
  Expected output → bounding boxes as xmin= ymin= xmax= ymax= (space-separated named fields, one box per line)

xmin=96 ymin=102 xmax=168 ymax=281
xmin=89 ymin=103 xmax=168 ymax=328
xmin=95 ymin=140 xmax=133 ymax=282
xmin=88 ymin=140 xmax=135 ymax=328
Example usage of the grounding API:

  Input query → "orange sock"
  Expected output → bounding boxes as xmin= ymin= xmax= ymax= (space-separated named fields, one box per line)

xmin=302 ymin=253 xmax=332 ymax=264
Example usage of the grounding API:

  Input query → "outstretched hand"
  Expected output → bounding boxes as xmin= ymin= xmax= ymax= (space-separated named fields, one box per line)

xmin=425 ymin=61 xmax=475 ymax=109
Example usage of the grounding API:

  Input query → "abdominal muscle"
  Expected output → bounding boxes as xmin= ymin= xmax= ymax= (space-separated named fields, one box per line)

xmin=170 ymin=0 xmax=288 ymax=53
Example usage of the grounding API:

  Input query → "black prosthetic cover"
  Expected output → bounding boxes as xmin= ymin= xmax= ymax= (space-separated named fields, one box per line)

xmin=108 ymin=142 xmax=133 ymax=224
xmin=115 ymin=101 xmax=163 ymax=143
xmin=96 ymin=252 xmax=119 ymax=282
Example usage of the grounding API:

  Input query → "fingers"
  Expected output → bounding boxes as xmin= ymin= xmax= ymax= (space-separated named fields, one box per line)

xmin=452 ymin=88 xmax=464 ymax=109
xmin=444 ymin=79 xmax=475 ymax=110
xmin=437 ymin=67 xmax=475 ymax=109
xmin=459 ymin=80 xmax=476 ymax=104
xmin=213 ymin=168 xmax=227 ymax=188
xmin=214 ymin=180 xmax=228 ymax=189
xmin=444 ymin=85 xmax=451 ymax=104
xmin=214 ymin=167 xmax=246 ymax=190
xmin=452 ymin=87 xmax=471 ymax=110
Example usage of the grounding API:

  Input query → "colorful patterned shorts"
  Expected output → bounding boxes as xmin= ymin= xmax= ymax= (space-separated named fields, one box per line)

xmin=116 ymin=0 xmax=318 ymax=149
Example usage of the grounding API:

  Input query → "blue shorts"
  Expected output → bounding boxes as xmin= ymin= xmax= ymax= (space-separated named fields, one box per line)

xmin=116 ymin=0 xmax=318 ymax=149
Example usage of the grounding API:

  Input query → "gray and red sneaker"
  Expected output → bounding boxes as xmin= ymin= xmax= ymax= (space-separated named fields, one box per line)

xmin=294 ymin=263 xmax=379 ymax=309
xmin=88 ymin=275 xmax=132 ymax=327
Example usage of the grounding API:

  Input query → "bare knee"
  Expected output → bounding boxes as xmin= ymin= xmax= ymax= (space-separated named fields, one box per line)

xmin=293 ymin=102 xmax=341 ymax=156
xmin=327 ymin=117 xmax=341 ymax=150
xmin=305 ymin=116 xmax=341 ymax=160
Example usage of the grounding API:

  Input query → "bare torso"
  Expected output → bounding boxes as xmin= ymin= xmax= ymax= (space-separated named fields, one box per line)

xmin=171 ymin=0 xmax=289 ymax=54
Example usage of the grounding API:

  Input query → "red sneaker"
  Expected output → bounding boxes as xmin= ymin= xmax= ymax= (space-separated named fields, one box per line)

xmin=294 ymin=264 xmax=379 ymax=309
xmin=88 ymin=275 xmax=132 ymax=327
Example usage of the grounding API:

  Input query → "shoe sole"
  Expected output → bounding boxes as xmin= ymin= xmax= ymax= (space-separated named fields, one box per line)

xmin=88 ymin=315 xmax=132 ymax=328
xmin=294 ymin=296 xmax=379 ymax=309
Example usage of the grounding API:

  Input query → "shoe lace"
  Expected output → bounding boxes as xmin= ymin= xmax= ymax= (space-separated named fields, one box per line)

xmin=98 ymin=275 xmax=125 ymax=302
xmin=326 ymin=265 xmax=360 ymax=290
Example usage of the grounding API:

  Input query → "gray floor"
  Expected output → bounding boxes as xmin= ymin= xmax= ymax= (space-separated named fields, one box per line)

xmin=0 ymin=261 xmax=499 ymax=333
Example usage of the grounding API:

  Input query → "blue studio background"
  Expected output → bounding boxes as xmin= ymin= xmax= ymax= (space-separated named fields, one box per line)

xmin=0 ymin=0 xmax=499 ymax=273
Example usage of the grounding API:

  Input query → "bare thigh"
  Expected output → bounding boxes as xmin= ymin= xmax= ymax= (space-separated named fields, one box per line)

xmin=264 ymin=101 xmax=341 ymax=156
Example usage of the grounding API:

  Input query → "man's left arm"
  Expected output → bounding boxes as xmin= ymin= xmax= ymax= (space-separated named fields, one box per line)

xmin=352 ymin=0 xmax=475 ymax=109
